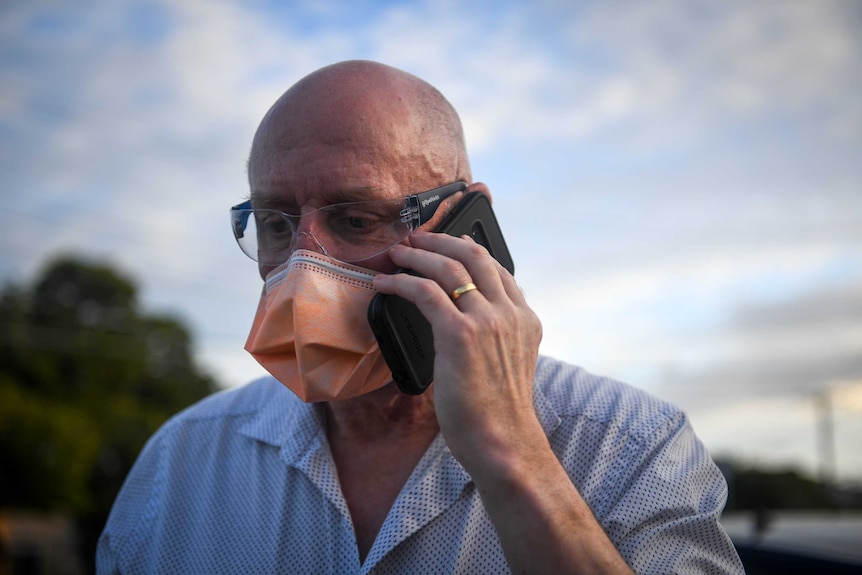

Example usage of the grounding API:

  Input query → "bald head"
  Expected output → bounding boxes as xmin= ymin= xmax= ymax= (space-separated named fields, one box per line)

xmin=248 ymin=60 xmax=470 ymax=196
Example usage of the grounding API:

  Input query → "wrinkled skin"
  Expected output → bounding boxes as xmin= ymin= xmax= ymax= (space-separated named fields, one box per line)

xmin=248 ymin=60 xmax=633 ymax=574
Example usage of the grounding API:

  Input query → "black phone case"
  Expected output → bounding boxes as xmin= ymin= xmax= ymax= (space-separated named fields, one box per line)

xmin=367 ymin=192 xmax=515 ymax=395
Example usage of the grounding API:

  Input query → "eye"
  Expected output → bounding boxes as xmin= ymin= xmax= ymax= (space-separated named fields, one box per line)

xmin=257 ymin=212 xmax=293 ymax=242
xmin=321 ymin=200 xmax=408 ymax=256
xmin=346 ymin=215 xmax=371 ymax=229
xmin=266 ymin=218 xmax=290 ymax=234
xmin=328 ymin=207 xmax=388 ymax=236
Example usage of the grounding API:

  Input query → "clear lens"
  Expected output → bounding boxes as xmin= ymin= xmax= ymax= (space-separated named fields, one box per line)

xmin=232 ymin=197 xmax=412 ymax=264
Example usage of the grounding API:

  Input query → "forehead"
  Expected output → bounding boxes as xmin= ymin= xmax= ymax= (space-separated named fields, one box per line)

xmin=249 ymin=143 xmax=410 ymax=210
xmin=248 ymin=74 xmax=454 ymax=209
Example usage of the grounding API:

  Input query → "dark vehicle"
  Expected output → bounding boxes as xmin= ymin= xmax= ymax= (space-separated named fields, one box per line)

xmin=722 ymin=512 xmax=862 ymax=574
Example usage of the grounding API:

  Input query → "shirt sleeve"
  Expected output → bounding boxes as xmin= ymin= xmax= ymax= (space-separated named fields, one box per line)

xmin=601 ymin=410 xmax=743 ymax=574
xmin=96 ymin=428 xmax=166 ymax=575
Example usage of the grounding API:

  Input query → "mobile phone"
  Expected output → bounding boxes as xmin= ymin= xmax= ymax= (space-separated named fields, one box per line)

xmin=367 ymin=192 xmax=515 ymax=395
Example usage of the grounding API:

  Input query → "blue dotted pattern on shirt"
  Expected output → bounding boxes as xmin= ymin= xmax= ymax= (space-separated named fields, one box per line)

xmin=97 ymin=356 xmax=743 ymax=574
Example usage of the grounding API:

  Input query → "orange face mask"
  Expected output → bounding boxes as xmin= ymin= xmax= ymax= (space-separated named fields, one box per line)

xmin=245 ymin=250 xmax=393 ymax=402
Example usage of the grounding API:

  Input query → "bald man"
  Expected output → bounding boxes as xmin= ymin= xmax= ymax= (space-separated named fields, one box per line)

xmin=98 ymin=61 xmax=743 ymax=574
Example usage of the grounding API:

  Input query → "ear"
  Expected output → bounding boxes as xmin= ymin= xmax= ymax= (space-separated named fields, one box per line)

xmin=467 ymin=181 xmax=492 ymax=203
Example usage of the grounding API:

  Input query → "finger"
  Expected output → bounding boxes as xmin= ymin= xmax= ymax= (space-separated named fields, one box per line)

xmin=372 ymin=269 xmax=465 ymax=325
xmin=487 ymin=258 xmax=526 ymax=307
xmin=457 ymin=233 xmax=526 ymax=306
xmin=401 ymin=232 xmax=507 ymax=301
xmin=450 ymin=281 xmax=481 ymax=304
xmin=387 ymin=243 xmax=474 ymax=297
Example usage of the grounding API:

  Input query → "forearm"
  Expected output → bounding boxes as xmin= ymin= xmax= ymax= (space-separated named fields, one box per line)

xmin=374 ymin=232 xmax=632 ymax=572
xmin=464 ymin=424 xmax=634 ymax=575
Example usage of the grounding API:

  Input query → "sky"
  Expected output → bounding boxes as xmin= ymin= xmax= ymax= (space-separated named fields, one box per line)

xmin=2 ymin=0 xmax=861 ymax=484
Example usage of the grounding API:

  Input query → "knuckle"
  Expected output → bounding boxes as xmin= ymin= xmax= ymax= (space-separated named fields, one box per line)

xmin=414 ymin=278 xmax=442 ymax=303
xmin=466 ymin=241 xmax=490 ymax=259
xmin=473 ymin=309 xmax=506 ymax=336
xmin=457 ymin=318 xmax=482 ymax=341
xmin=441 ymin=258 xmax=466 ymax=278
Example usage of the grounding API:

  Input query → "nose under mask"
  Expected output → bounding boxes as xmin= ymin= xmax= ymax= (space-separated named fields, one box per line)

xmin=245 ymin=249 xmax=393 ymax=402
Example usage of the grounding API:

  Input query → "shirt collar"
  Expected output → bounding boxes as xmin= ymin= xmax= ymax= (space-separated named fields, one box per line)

xmin=236 ymin=379 xmax=326 ymax=464
xmin=237 ymin=375 xmax=562 ymax=453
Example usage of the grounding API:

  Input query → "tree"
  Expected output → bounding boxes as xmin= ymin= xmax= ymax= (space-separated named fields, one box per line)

xmin=0 ymin=255 xmax=218 ymax=570
xmin=716 ymin=458 xmax=862 ymax=512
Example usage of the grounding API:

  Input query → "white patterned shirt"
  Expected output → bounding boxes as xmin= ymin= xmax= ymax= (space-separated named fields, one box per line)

xmin=97 ymin=356 xmax=743 ymax=574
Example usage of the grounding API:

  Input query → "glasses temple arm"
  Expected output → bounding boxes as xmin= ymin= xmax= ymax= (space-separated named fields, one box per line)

xmin=399 ymin=181 xmax=468 ymax=230
xmin=230 ymin=200 xmax=253 ymax=239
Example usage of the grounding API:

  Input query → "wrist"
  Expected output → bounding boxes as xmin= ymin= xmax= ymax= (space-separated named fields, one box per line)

xmin=449 ymin=412 xmax=551 ymax=487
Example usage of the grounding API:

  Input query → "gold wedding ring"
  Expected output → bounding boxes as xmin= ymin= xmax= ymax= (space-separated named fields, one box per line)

xmin=451 ymin=282 xmax=478 ymax=301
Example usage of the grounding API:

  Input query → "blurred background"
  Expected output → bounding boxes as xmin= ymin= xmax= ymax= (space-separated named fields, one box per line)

xmin=1 ymin=0 xmax=861 ymax=572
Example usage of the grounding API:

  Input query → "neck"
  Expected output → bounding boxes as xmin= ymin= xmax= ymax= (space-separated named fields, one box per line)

xmin=323 ymin=383 xmax=440 ymax=561
xmin=324 ymin=383 xmax=439 ymax=444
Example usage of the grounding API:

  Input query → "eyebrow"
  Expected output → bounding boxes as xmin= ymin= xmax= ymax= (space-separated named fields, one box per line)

xmin=249 ymin=195 xmax=294 ymax=211
xmin=326 ymin=187 xmax=386 ymax=204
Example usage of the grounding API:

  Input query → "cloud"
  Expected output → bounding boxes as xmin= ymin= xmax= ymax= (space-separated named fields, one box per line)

xmin=688 ymin=391 xmax=862 ymax=482
xmin=733 ymin=281 xmax=862 ymax=332
xmin=1 ymin=0 xmax=861 ymax=479
xmin=567 ymin=1 xmax=862 ymax=142
xmin=653 ymin=280 xmax=862 ymax=483
xmin=652 ymin=279 xmax=862 ymax=410
xmin=360 ymin=0 xmax=862 ymax=157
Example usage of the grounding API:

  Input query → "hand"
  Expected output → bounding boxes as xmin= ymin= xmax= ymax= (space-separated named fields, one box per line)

xmin=373 ymin=229 xmax=544 ymax=467
xmin=374 ymin=229 xmax=633 ymax=575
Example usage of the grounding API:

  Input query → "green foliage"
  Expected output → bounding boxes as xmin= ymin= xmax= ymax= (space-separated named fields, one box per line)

xmin=0 ymin=255 xmax=218 ymax=559
xmin=0 ymin=380 xmax=101 ymax=512
xmin=717 ymin=459 xmax=862 ymax=511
